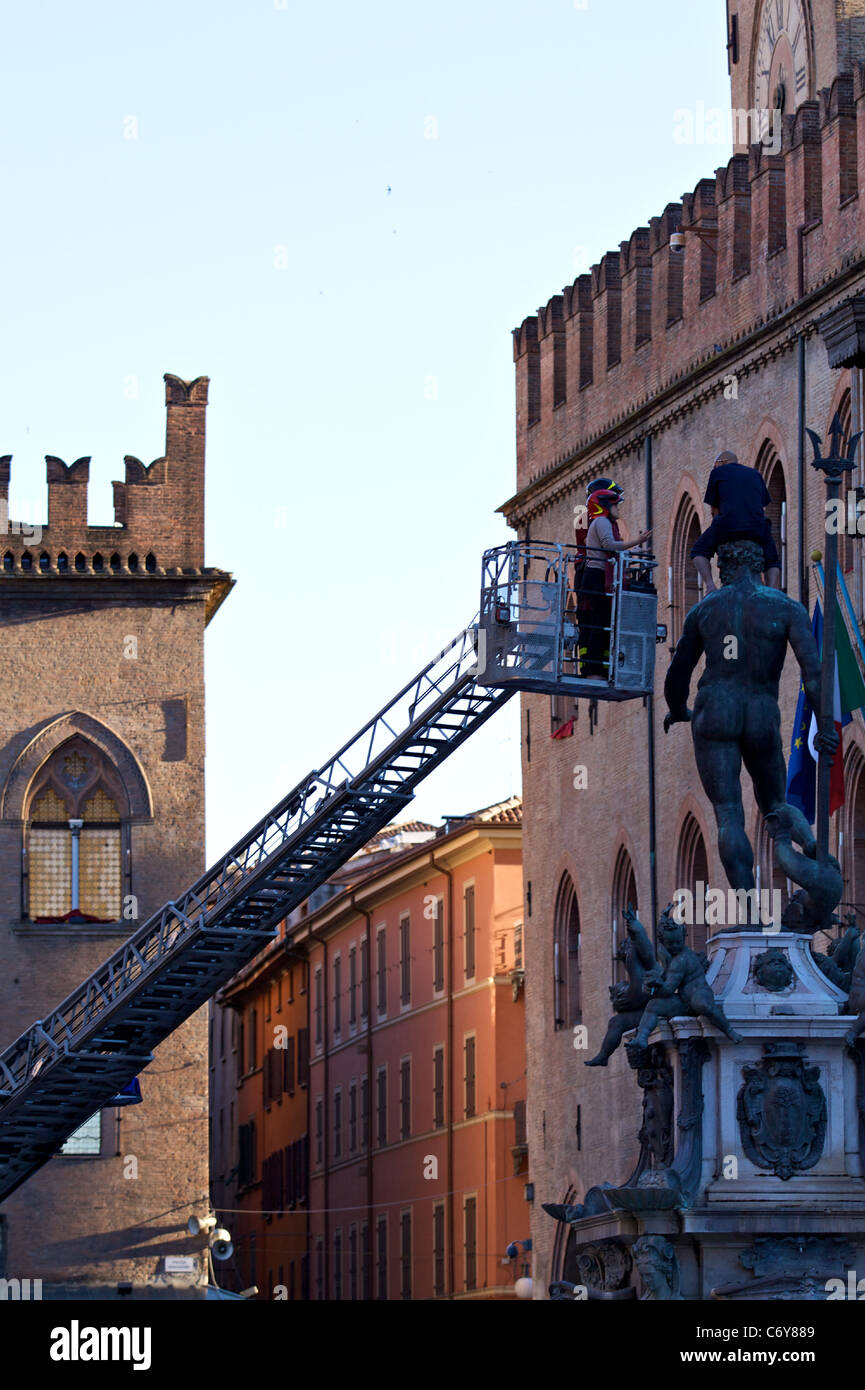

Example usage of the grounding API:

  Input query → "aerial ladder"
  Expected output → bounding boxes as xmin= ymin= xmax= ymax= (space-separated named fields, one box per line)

xmin=0 ymin=541 xmax=659 ymax=1202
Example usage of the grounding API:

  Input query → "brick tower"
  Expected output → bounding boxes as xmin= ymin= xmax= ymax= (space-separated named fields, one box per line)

xmin=509 ymin=0 xmax=865 ymax=1294
xmin=0 ymin=374 xmax=232 ymax=1298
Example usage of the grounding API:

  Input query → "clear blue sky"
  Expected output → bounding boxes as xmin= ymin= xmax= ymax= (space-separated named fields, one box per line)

xmin=0 ymin=0 xmax=730 ymax=859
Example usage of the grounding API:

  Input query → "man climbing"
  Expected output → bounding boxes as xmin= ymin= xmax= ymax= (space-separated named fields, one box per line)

xmin=690 ymin=450 xmax=781 ymax=593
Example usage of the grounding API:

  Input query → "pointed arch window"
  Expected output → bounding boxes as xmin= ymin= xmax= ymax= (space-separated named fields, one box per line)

xmin=611 ymin=848 xmax=638 ymax=986
xmin=843 ymin=745 xmax=865 ymax=929
xmin=553 ymin=875 xmax=581 ymax=1029
xmin=675 ymin=814 xmax=710 ymax=956
xmin=25 ymin=737 xmax=128 ymax=923
xmin=669 ymin=498 xmax=703 ymax=643
xmin=755 ymin=441 xmax=787 ymax=592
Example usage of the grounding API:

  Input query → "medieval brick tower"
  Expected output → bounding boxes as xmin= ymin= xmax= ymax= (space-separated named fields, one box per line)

xmin=0 ymin=374 xmax=232 ymax=1298
xmin=508 ymin=0 xmax=865 ymax=1294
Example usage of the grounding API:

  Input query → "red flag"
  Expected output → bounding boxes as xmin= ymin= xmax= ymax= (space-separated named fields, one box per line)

xmin=551 ymin=718 xmax=575 ymax=740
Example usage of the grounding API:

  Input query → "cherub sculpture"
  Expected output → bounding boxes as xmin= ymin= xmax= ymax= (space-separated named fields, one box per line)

xmin=625 ymin=905 xmax=744 ymax=1054
xmin=844 ymin=929 xmax=865 ymax=1047
xmin=813 ymin=912 xmax=860 ymax=992
xmin=585 ymin=903 xmax=656 ymax=1066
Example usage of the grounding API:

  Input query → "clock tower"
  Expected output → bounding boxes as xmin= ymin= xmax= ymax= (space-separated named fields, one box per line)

xmin=729 ymin=0 xmax=865 ymax=149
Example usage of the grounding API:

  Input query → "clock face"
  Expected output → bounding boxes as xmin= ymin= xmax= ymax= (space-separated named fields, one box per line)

xmin=753 ymin=0 xmax=810 ymax=115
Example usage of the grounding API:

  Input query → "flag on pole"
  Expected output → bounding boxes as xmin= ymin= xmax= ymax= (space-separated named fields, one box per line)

xmin=786 ymin=600 xmax=865 ymax=822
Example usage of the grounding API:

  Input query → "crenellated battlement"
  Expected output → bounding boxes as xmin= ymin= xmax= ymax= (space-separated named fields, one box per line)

xmin=513 ymin=67 xmax=865 ymax=494
xmin=0 ymin=374 xmax=208 ymax=569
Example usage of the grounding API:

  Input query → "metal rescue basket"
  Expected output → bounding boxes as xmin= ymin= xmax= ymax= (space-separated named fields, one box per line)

xmin=475 ymin=540 xmax=661 ymax=700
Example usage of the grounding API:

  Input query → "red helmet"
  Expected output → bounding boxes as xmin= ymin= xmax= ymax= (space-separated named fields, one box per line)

xmin=588 ymin=488 xmax=620 ymax=517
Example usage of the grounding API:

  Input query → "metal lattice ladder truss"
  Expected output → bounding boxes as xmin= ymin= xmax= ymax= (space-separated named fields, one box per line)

xmin=0 ymin=623 xmax=511 ymax=1202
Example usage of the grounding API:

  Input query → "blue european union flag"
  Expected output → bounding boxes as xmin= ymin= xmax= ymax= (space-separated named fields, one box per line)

xmin=785 ymin=605 xmax=821 ymax=824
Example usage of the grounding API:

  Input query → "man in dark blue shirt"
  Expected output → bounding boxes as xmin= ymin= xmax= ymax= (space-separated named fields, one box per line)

xmin=690 ymin=450 xmax=781 ymax=592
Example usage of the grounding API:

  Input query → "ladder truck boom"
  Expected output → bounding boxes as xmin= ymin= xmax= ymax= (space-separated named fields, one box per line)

xmin=0 ymin=539 xmax=658 ymax=1202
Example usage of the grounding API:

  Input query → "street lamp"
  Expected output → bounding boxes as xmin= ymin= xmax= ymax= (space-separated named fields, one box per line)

xmin=806 ymin=413 xmax=862 ymax=863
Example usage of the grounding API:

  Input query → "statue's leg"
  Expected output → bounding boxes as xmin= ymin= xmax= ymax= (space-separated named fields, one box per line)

xmin=585 ymin=1013 xmax=638 ymax=1066
xmin=629 ymin=998 xmax=678 ymax=1049
xmin=742 ymin=705 xmax=816 ymax=855
xmin=844 ymin=1011 xmax=865 ymax=1048
xmin=702 ymin=1001 xmax=744 ymax=1044
xmin=691 ymin=727 xmax=754 ymax=890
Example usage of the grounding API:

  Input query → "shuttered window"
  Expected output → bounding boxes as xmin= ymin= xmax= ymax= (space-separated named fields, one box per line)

xmin=349 ymin=1081 xmax=358 ymax=1152
xmin=433 ymin=1203 xmax=446 ymax=1296
xmin=361 ymin=1223 xmax=371 ymax=1300
xmin=376 ymin=929 xmax=387 ymax=1015
xmin=399 ymin=1058 xmax=411 ymax=1140
xmin=333 ymin=1089 xmax=342 ymax=1159
xmin=348 ymin=1226 xmax=358 ymax=1301
xmin=332 ymin=956 xmax=342 ymax=1037
xmin=465 ymin=1197 xmax=477 ymax=1290
xmin=464 ymin=885 xmax=476 ymax=979
xmin=464 ymin=1035 xmax=476 ymax=1119
xmin=400 ymin=915 xmax=411 ymax=1005
xmin=314 ymin=969 xmax=323 ymax=1044
xmin=376 ymin=1218 xmax=387 ymax=1300
xmin=360 ymin=1074 xmax=369 ymax=1147
xmin=433 ymin=1046 xmax=445 ymax=1129
xmin=349 ymin=945 xmax=357 ymax=1026
xmin=376 ymin=1067 xmax=387 ymax=1148
xmin=360 ymin=936 xmax=370 ymax=1018
xmin=400 ymin=1210 xmax=412 ymax=1301
xmin=433 ymin=898 xmax=445 ymax=992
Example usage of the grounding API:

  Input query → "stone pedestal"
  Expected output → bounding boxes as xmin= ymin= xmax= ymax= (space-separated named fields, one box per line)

xmin=554 ymin=931 xmax=865 ymax=1300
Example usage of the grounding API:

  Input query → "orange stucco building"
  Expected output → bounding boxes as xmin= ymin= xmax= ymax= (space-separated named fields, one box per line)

xmin=210 ymin=800 xmax=529 ymax=1299
xmin=296 ymin=798 xmax=528 ymax=1300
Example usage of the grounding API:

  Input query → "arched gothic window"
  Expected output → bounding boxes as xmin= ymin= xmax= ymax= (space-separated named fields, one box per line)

xmin=25 ymin=736 xmax=128 ymax=922
xmin=755 ymin=440 xmax=787 ymax=592
xmin=675 ymin=813 xmax=710 ymax=956
xmin=553 ymin=874 xmax=581 ymax=1029
xmin=669 ymin=497 xmax=703 ymax=643
xmin=611 ymin=847 xmax=638 ymax=986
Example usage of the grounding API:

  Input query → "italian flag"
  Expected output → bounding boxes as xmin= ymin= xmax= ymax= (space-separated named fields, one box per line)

xmin=806 ymin=601 xmax=865 ymax=815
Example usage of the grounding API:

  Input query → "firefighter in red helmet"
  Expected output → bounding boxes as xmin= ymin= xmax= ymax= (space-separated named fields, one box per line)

xmin=580 ymin=489 xmax=652 ymax=679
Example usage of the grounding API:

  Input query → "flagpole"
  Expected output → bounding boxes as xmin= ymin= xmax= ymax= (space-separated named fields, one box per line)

xmin=816 ymin=478 xmax=839 ymax=867
xmin=808 ymin=414 xmax=862 ymax=867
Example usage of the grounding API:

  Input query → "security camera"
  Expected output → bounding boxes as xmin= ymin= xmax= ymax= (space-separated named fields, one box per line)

xmin=211 ymin=1228 xmax=234 ymax=1261
xmin=188 ymin=1213 xmax=217 ymax=1236
xmin=669 ymin=232 xmax=686 ymax=254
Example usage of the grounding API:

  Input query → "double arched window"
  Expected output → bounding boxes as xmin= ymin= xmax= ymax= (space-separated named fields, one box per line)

xmin=25 ymin=736 xmax=128 ymax=922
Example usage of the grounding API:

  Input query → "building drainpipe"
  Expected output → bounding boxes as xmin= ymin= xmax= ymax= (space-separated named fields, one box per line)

xmin=357 ymin=904 xmax=374 ymax=1299
xmin=798 ymin=332 xmax=807 ymax=606
xmin=305 ymin=928 xmax=329 ymax=1298
xmin=797 ymin=224 xmax=808 ymax=608
xmin=644 ymin=434 xmax=659 ymax=942
xmin=432 ymin=853 xmax=455 ymax=1300
xmin=283 ymin=945 xmax=310 ymax=1296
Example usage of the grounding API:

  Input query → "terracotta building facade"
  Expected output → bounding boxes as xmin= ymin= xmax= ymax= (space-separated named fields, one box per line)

xmin=502 ymin=0 xmax=865 ymax=1294
xmin=210 ymin=802 xmax=529 ymax=1299
xmin=0 ymin=374 xmax=232 ymax=1297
